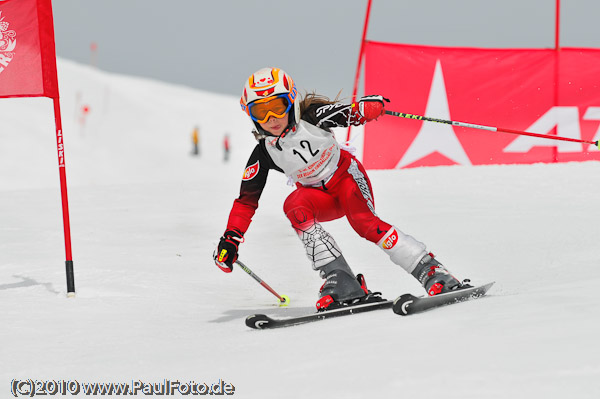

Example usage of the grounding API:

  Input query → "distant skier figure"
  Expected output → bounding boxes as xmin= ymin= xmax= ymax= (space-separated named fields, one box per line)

xmin=213 ymin=67 xmax=468 ymax=311
xmin=192 ymin=126 xmax=200 ymax=156
xmin=223 ymin=134 xmax=230 ymax=162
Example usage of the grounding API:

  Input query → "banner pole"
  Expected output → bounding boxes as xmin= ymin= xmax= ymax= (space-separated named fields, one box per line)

xmin=555 ymin=0 xmax=561 ymax=50
xmin=346 ymin=0 xmax=373 ymax=142
xmin=53 ymin=97 xmax=76 ymax=297
xmin=552 ymin=0 xmax=561 ymax=163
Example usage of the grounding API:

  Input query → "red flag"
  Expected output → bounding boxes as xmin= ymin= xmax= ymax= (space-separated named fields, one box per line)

xmin=0 ymin=0 xmax=59 ymax=98
xmin=0 ymin=0 xmax=74 ymax=296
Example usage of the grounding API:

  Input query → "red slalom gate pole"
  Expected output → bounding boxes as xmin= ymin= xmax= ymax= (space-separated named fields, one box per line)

xmin=53 ymin=97 xmax=76 ymax=297
xmin=346 ymin=0 xmax=373 ymax=142
xmin=384 ymin=110 xmax=600 ymax=149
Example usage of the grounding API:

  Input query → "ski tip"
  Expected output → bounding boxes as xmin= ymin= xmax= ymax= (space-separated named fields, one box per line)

xmin=245 ymin=314 xmax=272 ymax=329
xmin=480 ymin=281 xmax=495 ymax=293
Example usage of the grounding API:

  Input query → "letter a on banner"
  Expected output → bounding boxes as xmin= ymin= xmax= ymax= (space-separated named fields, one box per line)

xmin=0 ymin=0 xmax=76 ymax=296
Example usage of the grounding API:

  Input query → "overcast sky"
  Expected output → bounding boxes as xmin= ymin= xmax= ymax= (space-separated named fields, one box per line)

xmin=52 ymin=0 xmax=600 ymax=100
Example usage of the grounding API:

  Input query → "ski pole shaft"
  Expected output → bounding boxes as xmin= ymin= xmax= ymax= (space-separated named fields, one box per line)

xmin=235 ymin=260 xmax=287 ymax=304
xmin=385 ymin=110 xmax=600 ymax=149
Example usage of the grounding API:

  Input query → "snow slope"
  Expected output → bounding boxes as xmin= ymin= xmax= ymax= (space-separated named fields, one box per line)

xmin=1 ymin=59 xmax=599 ymax=399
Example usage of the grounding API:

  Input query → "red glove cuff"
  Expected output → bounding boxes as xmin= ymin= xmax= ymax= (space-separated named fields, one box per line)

xmin=215 ymin=259 xmax=233 ymax=273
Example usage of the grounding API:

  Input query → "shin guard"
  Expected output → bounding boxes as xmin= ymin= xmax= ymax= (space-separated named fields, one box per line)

xmin=377 ymin=226 xmax=427 ymax=274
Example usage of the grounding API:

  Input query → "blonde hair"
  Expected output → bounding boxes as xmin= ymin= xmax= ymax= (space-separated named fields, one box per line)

xmin=299 ymin=91 xmax=344 ymax=114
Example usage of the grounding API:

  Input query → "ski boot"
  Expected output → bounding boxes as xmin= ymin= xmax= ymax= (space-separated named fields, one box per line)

xmin=411 ymin=252 xmax=470 ymax=296
xmin=316 ymin=256 xmax=385 ymax=311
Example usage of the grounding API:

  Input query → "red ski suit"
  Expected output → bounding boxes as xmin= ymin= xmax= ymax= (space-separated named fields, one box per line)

xmin=283 ymin=149 xmax=391 ymax=243
xmin=225 ymin=101 xmax=392 ymax=245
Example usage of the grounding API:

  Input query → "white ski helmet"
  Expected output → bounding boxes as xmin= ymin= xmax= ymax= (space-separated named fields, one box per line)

xmin=240 ymin=67 xmax=300 ymax=135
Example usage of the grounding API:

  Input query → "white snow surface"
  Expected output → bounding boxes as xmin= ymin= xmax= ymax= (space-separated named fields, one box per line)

xmin=1 ymin=59 xmax=599 ymax=399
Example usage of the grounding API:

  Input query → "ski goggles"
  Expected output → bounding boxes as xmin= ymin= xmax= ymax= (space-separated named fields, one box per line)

xmin=247 ymin=95 xmax=292 ymax=124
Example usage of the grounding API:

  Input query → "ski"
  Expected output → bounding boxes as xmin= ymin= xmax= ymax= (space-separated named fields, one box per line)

xmin=245 ymin=282 xmax=495 ymax=329
xmin=392 ymin=282 xmax=495 ymax=316
xmin=246 ymin=299 xmax=393 ymax=329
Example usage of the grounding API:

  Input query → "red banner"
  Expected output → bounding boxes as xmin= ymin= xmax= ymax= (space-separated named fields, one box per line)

xmin=0 ymin=0 xmax=59 ymax=98
xmin=363 ymin=41 xmax=600 ymax=169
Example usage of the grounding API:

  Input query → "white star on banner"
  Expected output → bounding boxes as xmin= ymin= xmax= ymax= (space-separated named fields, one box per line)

xmin=396 ymin=60 xmax=471 ymax=168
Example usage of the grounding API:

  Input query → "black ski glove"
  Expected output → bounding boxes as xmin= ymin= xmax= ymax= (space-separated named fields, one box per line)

xmin=214 ymin=229 xmax=244 ymax=273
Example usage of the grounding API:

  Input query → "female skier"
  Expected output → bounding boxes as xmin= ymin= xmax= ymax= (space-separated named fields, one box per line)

xmin=213 ymin=67 xmax=467 ymax=311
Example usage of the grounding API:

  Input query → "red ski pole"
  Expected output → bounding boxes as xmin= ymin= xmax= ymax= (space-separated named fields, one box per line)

xmin=235 ymin=260 xmax=289 ymax=306
xmin=385 ymin=110 xmax=600 ymax=149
